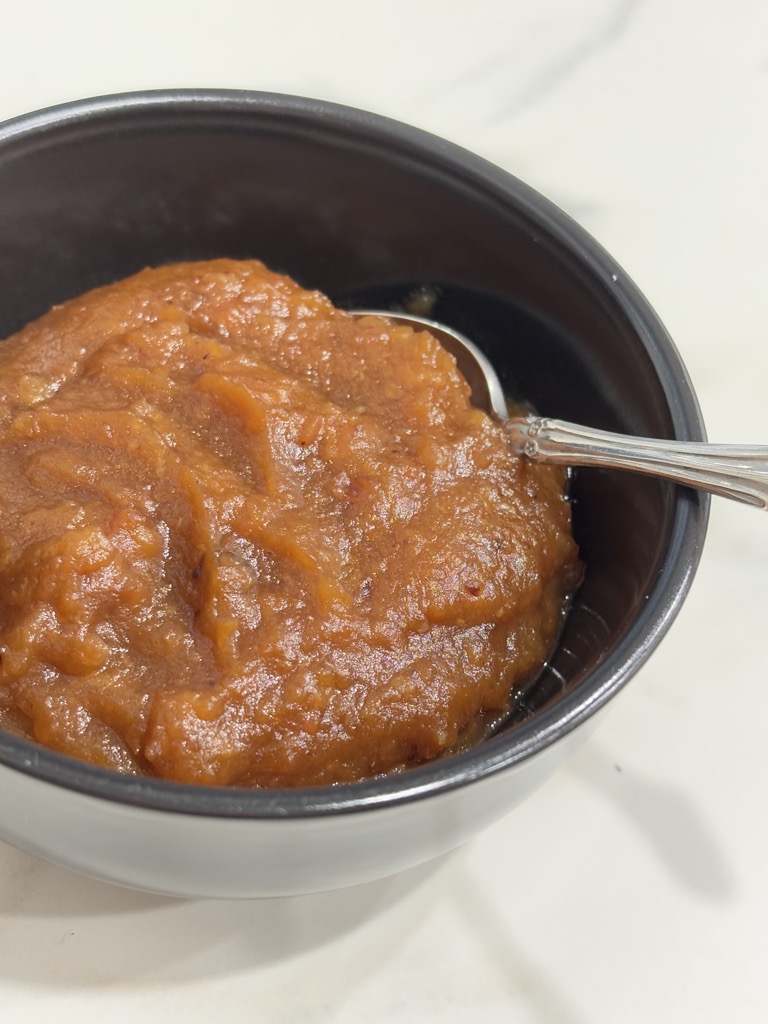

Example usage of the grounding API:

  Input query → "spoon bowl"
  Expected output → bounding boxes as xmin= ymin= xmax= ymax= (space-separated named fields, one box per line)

xmin=354 ymin=310 xmax=768 ymax=510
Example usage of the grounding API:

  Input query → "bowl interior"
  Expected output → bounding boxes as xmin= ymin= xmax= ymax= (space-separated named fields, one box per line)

xmin=0 ymin=91 xmax=707 ymax=808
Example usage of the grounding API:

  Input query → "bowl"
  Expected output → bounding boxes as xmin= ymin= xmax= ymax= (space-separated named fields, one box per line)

xmin=0 ymin=89 xmax=708 ymax=898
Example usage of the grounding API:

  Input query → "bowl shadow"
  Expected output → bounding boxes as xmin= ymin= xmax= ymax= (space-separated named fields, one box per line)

xmin=0 ymin=842 xmax=451 ymax=990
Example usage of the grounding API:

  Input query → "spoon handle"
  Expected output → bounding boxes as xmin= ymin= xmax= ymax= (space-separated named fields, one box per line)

xmin=507 ymin=417 xmax=768 ymax=509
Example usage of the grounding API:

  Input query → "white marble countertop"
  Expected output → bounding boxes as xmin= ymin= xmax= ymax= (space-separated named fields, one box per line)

xmin=1 ymin=1 xmax=767 ymax=1020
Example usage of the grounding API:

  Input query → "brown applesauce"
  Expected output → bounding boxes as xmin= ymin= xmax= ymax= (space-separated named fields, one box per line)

xmin=0 ymin=259 xmax=580 ymax=787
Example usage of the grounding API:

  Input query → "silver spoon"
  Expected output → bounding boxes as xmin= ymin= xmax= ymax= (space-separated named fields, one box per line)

xmin=352 ymin=310 xmax=768 ymax=510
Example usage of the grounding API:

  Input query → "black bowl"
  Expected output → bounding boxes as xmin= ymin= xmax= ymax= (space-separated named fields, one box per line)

xmin=0 ymin=90 xmax=707 ymax=897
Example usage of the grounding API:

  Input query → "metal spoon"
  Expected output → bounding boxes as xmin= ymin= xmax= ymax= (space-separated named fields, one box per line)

xmin=352 ymin=310 xmax=768 ymax=510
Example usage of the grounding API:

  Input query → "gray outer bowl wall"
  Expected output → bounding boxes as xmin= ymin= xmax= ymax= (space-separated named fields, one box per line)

xmin=0 ymin=91 xmax=708 ymax=897
xmin=0 ymin=720 xmax=602 ymax=898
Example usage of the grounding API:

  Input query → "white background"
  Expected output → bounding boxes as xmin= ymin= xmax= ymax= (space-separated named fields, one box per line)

xmin=1 ymin=1 xmax=767 ymax=1021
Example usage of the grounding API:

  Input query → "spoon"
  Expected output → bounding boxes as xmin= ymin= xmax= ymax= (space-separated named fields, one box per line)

xmin=352 ymin=310 xmax=768 ymax=510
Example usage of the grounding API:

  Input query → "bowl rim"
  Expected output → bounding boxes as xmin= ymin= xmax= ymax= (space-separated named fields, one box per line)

xmin=0 ymin=87 xmax=709 ymax=818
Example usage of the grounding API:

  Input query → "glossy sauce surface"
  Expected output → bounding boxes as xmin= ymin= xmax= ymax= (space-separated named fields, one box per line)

xmin=0 ymin=260 xmax=580 ymax=786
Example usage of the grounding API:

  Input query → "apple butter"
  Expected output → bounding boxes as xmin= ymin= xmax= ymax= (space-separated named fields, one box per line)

xmin=0 ymin=259 xmax=580 ymax=786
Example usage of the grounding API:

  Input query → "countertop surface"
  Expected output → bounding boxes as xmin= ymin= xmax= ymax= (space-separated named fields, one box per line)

xmin=1 ymin=2 xmax=767 ymax=1021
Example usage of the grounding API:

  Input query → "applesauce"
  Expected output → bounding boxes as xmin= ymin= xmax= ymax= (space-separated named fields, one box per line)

xmin=0 ymin=259 xmax=580 ymax=787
